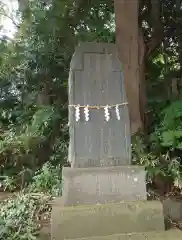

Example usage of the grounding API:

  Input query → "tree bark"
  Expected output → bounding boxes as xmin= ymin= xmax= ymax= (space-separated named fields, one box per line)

xmin=114 ymin=0 xmax=144 ymax=134
xmin=114 ymin=0 xmax=163 ymax=134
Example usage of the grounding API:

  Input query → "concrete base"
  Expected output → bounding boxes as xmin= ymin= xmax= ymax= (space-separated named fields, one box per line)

xmin=66 ymin=230 xmax=181 ymax=240
xmin=51 ymin=200 xmax=164 ymax=240
xmin=62 ymin=166 xmax=147 ymax=206
xmin=163 ymin=197 xmax=182 ymax=222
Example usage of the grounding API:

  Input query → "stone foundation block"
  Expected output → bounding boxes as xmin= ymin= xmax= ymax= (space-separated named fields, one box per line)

xmin=163 ymin=197 xmax=182 ymax=222
xmin=51 ymin=200 xmax=164 ymax=240
xmin=66 ymin=230 xmax=181 ymax=240
xmin=62 ymin=166 xmax=147 ymax=206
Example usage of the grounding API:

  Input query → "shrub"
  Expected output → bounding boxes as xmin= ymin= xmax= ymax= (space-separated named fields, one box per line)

xmin=0 ymin=192 xmax=51 ymax=240
xmin=29 ymin=162 xmax=62 ymax=196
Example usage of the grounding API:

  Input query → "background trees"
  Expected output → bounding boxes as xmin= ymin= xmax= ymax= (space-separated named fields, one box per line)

xmin=0 ymin=0 xmax=182 ymax=191
xmin=0 ymin=0 xmax=182 ymax=239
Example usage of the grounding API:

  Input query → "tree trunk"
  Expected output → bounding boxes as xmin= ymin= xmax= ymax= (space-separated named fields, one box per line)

xmin=114 ymin=0 xmax=145 ymax=135
xmin=114 ymin=0 xmax=163 ymax=134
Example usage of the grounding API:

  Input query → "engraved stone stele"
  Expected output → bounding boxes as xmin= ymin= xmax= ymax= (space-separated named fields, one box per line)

xmin=68 ymin=42 xmax=131 ymax=168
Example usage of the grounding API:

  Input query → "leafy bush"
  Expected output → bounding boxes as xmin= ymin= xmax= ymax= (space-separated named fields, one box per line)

xmin=131 ymin=100 xmax=182 ymax=187
xmin=0 ymin=192 xmax=51 ymax=240
xmin=159 ymin=100 xmax=182 ymax=149
xmin=29 ymin=162 xmax=62 ymax=196
xmin=0 ymin=106 xmax=62 ymax=188
xmin=0 ymin=162 xmax=60 ymax=240
xmin=0 ymin=176 xmax=17 ymax=192
xmin=132 ymin=134 xmax=181 ymax=184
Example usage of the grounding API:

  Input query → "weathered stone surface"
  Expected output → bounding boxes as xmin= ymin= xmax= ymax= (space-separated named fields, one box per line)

xmin=62 ymin=166 xmax=147 ymax=206
xmin=66 ymin=230 xmax=181 ymax=240
xmin=51 ymin=201 xmax=164 ymax=240
xmin=163 ymin=197 xmax=182 ymax=222
xmin=68 ymin=42 xmax=131 ymax=168
xmin=39 ymin=224 xmax=50 ymax=240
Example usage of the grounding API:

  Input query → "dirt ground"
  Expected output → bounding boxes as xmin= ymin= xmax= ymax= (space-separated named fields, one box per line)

xmin=0 ymin=192 xmax=14 ymax=201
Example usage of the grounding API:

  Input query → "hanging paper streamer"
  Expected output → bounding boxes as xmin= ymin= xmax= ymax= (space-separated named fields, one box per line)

xmin=115 ymin=104 xmax=120 ymax=120
xmin=84 ymin=105 xmax=90 ymax=121
xmin=104 ymin=105 xmax=110 ymax=122
xmin=75 ymin=105 xmax=80 ymax=122
xmin=69 ymin=102 xmax=128 ymax=122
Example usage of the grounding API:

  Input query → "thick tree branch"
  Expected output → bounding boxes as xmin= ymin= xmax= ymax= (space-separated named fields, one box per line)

xmin=146 ymin=0 xmax=163 ymax=57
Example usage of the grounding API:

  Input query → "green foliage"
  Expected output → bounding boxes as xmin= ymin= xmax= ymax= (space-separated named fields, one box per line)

xmin=0 ymin=106 xmax=60 ymax=187
xmin=0 ymin=176 xmax=17 ymax=192
xmin=0 ymin=0 xmax=115 ymax=187
xmin=1 ymin=0 xmax=182 ymax=239
xmin=159 ymin=100 xmax=182 ymax=149
xmin=0 ymin=192 xmax=51 ymax=240
xmin=132 ymin=135 xmax=181 ymax=183
xmin=29 ymin=162 xmax=62 ymax=196
xmin=132 ymin=135 xmax=159 ymax=181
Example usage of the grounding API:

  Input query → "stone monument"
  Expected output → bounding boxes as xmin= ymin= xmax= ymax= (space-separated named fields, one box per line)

xmin=63 ymin=42 xmax=147 ymax=206
xmin=68 ymin=42 xmax=131 ymax=168
xmin=51 ymin=42 xmax=180 ymax=240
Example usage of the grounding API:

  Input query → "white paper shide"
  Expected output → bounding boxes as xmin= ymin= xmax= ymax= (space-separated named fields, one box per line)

xmin=84 ymin=105 xmax=90 ymax=121
xmin=73 ymin=103 xmax=123 ymax=122
xmin=115 ymin=104 xmax=120 ymax=120
xmin=104 ymin=105 xmax=110 ymax=122
xmin=75 ymin=105 xmax=80 ymax=122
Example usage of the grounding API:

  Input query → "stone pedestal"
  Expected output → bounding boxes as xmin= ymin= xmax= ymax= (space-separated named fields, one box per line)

xmin=62 ymin=230 xmax=182 ymax=240
xmin=62 ymin=166 xmax=147 ymax=206
xmin=51 ymin=201 xmax=164 ymax=239
xmin=163 ymin=197 xmax=182 ymax=222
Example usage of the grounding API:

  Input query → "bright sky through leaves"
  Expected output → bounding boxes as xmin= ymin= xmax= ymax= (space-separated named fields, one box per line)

xmin=0 ymin=0 xmax=18 ymax=38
